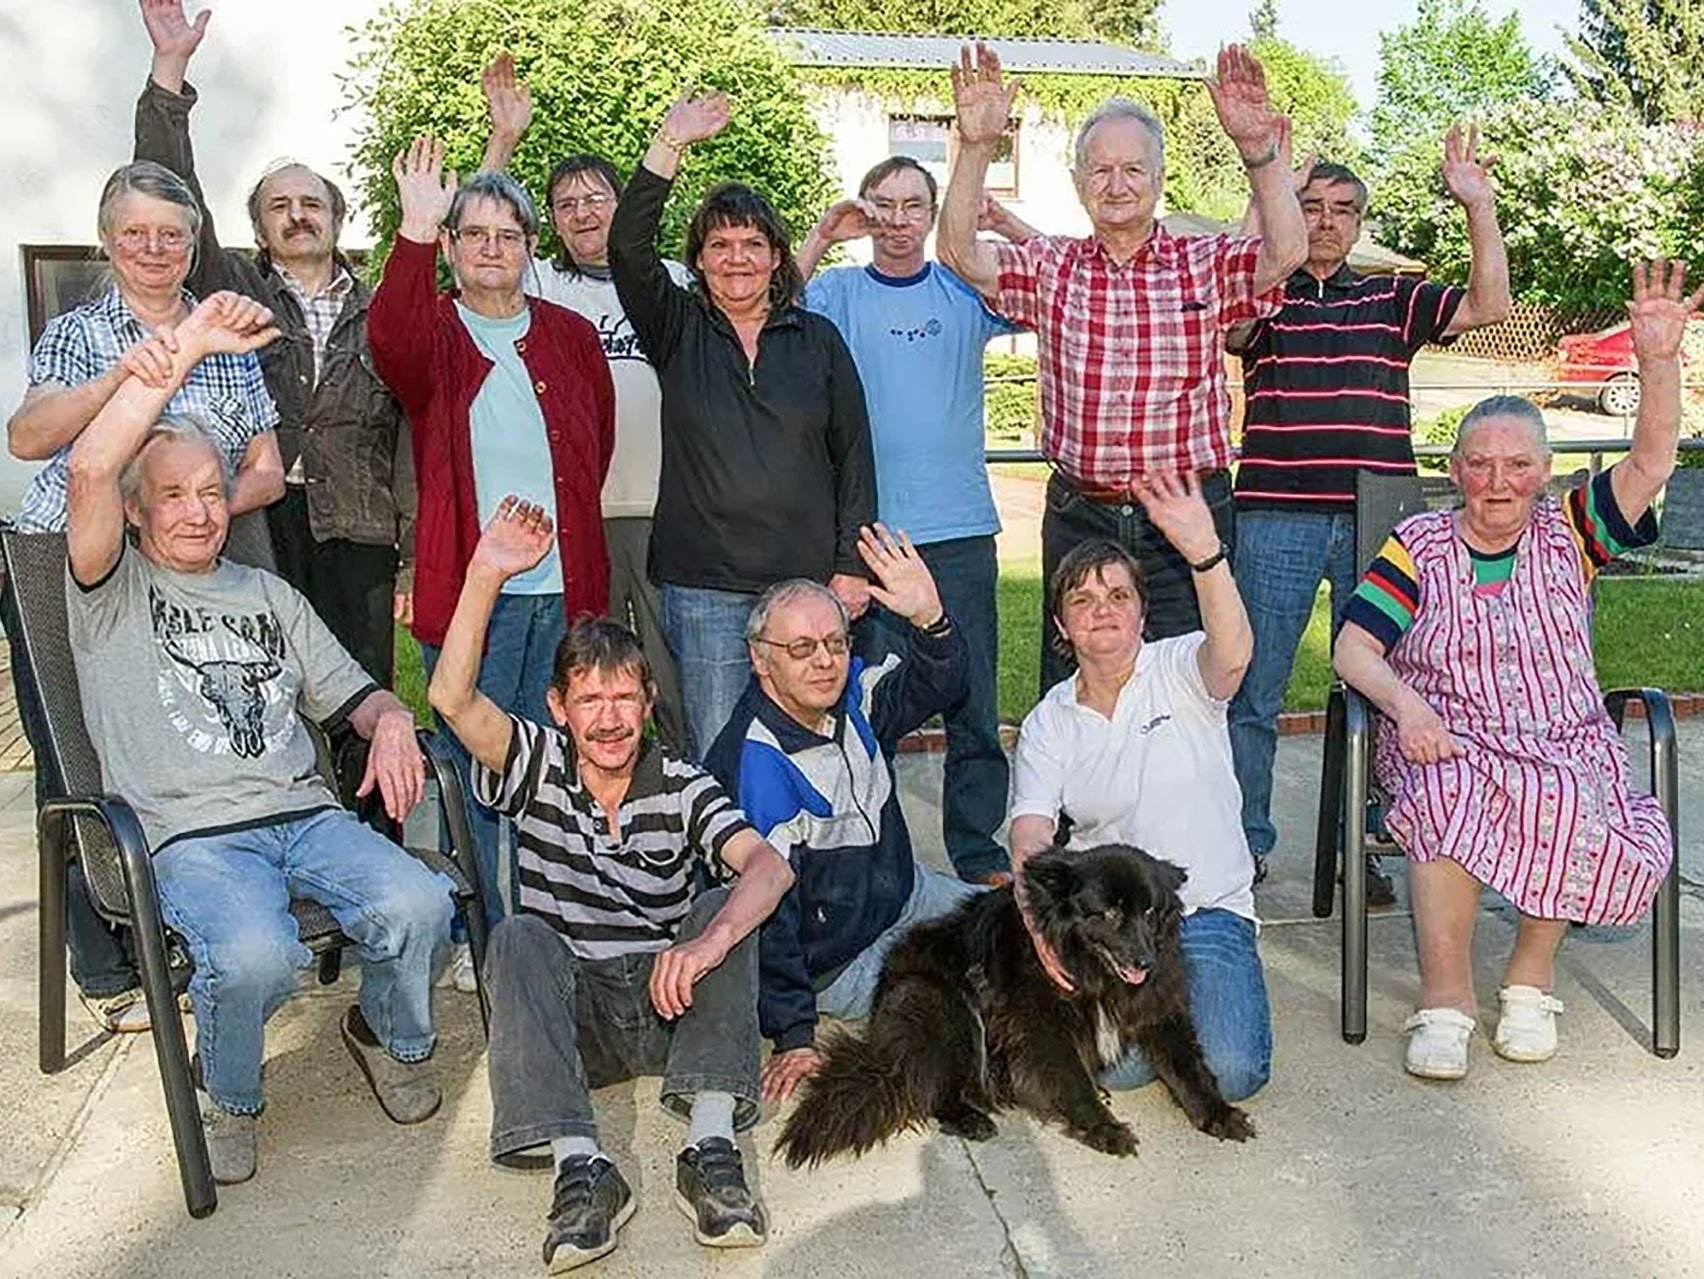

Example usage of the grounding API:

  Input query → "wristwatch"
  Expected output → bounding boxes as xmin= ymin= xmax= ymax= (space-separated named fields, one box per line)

xmin=1190 ymin=543 xmax=1230 ymax=573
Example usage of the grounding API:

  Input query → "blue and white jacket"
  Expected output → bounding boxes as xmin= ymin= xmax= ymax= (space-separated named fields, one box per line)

xmin=704 ymin=621 xmax=967 ymax=1051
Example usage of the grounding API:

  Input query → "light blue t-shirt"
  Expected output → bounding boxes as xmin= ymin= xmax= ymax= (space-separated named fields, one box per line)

xmin=802 ymin=262 xmax=1019 ymax=544
xmin=457 ymin=303 xmax=561 ymax=595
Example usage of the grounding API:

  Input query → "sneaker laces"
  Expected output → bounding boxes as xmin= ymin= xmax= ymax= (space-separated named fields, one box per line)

xmin=692 ymin=1138 xmax=747 ymax=1192
xmin=549 ymin=1156 xmax=604 ymax=1217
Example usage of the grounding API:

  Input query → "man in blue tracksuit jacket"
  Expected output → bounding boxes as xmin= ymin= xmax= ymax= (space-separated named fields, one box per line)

xmin=704 ymin=524 xmax=981 ymax=1101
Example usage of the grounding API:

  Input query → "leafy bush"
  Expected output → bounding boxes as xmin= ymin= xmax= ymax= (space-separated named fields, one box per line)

xmin=343 ymin=0 xmax=836 ymax=266
xmin=1413 ymin=404 xmax=1465 ymax=472
xmin=984 ymin=352 xmax=1038 ymax=446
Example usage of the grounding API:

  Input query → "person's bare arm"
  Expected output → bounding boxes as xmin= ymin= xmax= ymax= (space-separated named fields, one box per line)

xmin=10 ymin=366 xmax=136 ymax=461
xmin=794 ymin=198 xmax=876 ymax=283
xmin=1208 ymin=46 xmax=1305 ymax=293
xmin=1611 ymin=259 xmax=1704 ymax=523
xmin=979 ymin=193 xmax=1040 ymax=244
xmin=938 ymin=43 xmax=1017 ymax=300
xmin=649 ymin=830 xmax=795 ymax=1019
xmin=229 ymin=431 xmax=284 ymax=514
xmin=1438 ymin=123 xmax=1512 ymax=335
xmin=427 ymin=496 xmax=554 ymax=774
xmin=478 ymin=52 xmax=531 ymax=174
xmin=1134 ymin=473 xmax=1251 ymax=700
xmin=1332 ymin=621 xmax=1463 ymax=765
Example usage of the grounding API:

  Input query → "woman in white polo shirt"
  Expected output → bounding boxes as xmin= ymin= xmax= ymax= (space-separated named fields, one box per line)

xmin=1007 ymin=472 xmax=1270 ymax=1101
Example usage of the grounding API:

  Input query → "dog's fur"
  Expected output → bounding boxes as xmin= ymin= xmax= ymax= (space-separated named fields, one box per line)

xmin=776 ymin=844 xmax=1254 ymax=1165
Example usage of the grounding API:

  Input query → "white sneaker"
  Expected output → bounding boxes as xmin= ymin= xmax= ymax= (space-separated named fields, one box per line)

xmin=436 ymin=942 xmax=478 ymax=994
xmin=79 ymin=986 xmax=150 ymax=1034
xmin=1403 ymin=1006 xmax=1476 ymax=1080
xmin=1493 ymin=985 xmax=1563 ymax=1062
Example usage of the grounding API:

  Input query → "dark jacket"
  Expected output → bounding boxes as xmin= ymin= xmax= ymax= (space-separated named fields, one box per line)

xmin=367 ymin=236 xmax=615 ymax=648
xmin=608 ymin=166 xmax=876 ymax=594
xmin=703 ymin=620 xmax=967 ymax=1051
xmin=133 ymin=79 xmax=415 ymax=571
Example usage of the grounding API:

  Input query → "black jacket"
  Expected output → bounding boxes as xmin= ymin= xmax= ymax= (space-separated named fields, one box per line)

xmin=609 ymin=167 xmax=874 ymax=593
xmin=133 ymin=80 xmax=414 ymax=571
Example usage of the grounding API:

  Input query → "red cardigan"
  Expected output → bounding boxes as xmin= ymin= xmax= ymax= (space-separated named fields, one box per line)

xmin=368 ymin=236 xmax=615 ymax=647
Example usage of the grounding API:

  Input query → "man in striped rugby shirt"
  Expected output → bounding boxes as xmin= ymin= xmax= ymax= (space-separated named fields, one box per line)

xmin=1227 ymin=123 xmax=1512 ymax=899
xmin=429 ymin=497 xmax=794 ymax=1273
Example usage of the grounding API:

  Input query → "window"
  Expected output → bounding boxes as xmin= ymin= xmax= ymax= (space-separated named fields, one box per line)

xmin=22 ymin=246 xmax=107 ymax=347
xmin=887 ymin=115 xmax=1020 ymax=198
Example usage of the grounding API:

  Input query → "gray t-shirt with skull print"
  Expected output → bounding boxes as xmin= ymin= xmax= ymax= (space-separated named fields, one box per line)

xmin=66 ymin=544 xmax=378 ymax=851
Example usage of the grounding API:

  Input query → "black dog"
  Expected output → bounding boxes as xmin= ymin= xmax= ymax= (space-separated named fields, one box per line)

xmin=776 ymin=844 xmax=1254 ymax=1165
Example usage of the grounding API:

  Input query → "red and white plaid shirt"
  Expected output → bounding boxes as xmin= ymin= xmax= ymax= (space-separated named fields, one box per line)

xmin=993 ymin=227 xmax=1281 ymax=484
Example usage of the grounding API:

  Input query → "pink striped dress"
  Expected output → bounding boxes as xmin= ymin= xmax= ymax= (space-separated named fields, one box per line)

xmin=1373 ymin=501 xmax=1672 ymax=924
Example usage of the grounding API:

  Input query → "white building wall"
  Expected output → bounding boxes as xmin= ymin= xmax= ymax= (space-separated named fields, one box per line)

xmin=0 ymin=0 xmax=388 ymax=513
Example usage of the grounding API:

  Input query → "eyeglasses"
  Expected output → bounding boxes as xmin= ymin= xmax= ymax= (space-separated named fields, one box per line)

xmin=114 ymin=226 xmax=191 ymax=253
xmin=552 ymin=194 xmax=612 ymax=214
xmin=870 ymin=200 xmax=933 ymax=221
xmin=753 ymin=633 xmax=851 ymax=661
xmin=450 ymin=226 xmax=528 ymax=250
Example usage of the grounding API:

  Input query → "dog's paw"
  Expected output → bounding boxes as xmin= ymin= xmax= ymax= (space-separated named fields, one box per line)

xmin=937 ymin=1108 xmax=998 ymax=1142
xmin=1201 ymin=1105 xmax=1255 ymax=1143
xmin=1075 ymin=1118 xmax=1139 ymax=1157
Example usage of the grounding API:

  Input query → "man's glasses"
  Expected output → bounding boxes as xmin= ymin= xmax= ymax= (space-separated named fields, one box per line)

xmin=552 ymin=194 xmax=613 ymax=214
xmin=753 ymin=633 xmax=851 ymax=661
xmin=450 ymin=226 xmax=528 ymax=250
xmin=871 ymin=200 xmax=932 ymax=222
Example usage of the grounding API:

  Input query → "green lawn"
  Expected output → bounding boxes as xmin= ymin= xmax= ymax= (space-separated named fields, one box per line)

xmin=399 ymin=572 xmax=1704 ymax=731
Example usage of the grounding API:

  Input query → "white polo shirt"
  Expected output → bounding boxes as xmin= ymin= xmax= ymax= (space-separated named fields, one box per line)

xmin=1010 ymin=633 xmax=1257 ymax=921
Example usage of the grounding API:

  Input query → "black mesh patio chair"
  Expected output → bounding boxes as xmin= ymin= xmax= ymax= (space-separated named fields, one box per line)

xmin=1310 ymin=471 xmax=1680 ymax=1055
xmin=3 ymin=526 xmax=490 ymax=1219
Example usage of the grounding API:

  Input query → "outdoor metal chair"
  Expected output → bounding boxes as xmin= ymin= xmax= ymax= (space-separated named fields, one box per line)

xmin=1658 ymin=467 xmax=1704 ymax=552
xmin=1309 ymin=472 xmax=1681 ymax=1055
xmin=2 ymin=526 xmax=491 ymax=1219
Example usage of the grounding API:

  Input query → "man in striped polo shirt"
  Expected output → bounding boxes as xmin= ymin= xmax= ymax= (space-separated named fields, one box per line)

xmin=428 ymin=498 xmax=795 ymax=1273
xmin=1228 ymin=125 xmax=1511 ymax=900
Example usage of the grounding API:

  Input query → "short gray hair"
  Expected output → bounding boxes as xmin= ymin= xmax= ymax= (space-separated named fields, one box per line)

xmin=119 ymin=414 xmax=231 ymax=508
xmin=1453 ymin=395 xmax=1550 ymax=456
xmin=447 ymin=171 xmax=539 ymax=238
xmin=1073 ymin=98 xmax=1166 ymax=173
xmin=746 ymin=578 xmax=850 ymax=645
xmin=97 ymin=161 xmax=203 ymax=248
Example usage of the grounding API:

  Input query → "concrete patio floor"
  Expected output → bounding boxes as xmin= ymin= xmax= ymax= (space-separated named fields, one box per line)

xmin=2 ymin=725 xmax=1702 ymax=1279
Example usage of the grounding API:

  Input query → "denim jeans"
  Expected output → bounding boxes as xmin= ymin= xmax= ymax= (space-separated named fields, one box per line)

xmin=420 ymin=590 xmax=566 ymax=929
xmin=857 ymin=535 xmax=1008 ymax=880
xmin=484 ymin=889 xmax=762 ymax=1163
xmin=816 ymin=866 xmax=982 ymax=1022
xmin=153 ymin=809 xmax=454 ymax=1114
xmin=1039 ymin=470 xmax=1236 ymax=696
xmin=1101 ymin=908 xmax=1271 ymax=1102
xmin=1 ymin=571 xmax=139 ymax=998
xmin=1227 ymin=509 xmax=1357 ymax=860
xmin=659 ymin=584 xmax=759 ymax=761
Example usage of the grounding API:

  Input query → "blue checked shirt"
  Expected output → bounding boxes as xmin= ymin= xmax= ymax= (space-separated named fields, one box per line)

xmin=16 ymin=286 xmax=279 ymax=532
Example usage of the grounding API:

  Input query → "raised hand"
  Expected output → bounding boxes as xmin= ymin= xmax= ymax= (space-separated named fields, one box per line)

xmin=856 ymin=523 xmax=944 ymax=628
xmin=177 ymin=291 xmax=279 ymax=358
xmin=471 ymin=496 xmax=554 ymax=581
xmin=660 ymin=91 xmax=731 ymax=146
xmin=482 ymin=52 xmax=533 ymax=141
xmin=814 ymin=197 xmax=878 ymax=245
xmin=1206 ymin=44 xmax=1278 ymax=160
xmin=1627 ymin=259 xmax=1704 ymax=364
xmin=951 ymin=42 xmax=1019 ymax=147
xmin=139 ymin=0 xmax=209 ymax=63
xmin=1133 ymin=472 xmax=1221 ymax=565
xmin=1441 ymin=122 xmax=1495 ymax=209
xmin=392 ymin=136 xmax=458 ymax=240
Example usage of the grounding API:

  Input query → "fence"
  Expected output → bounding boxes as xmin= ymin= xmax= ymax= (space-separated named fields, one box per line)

xmin=1438 ymin=301 xmax=1624 ymax=364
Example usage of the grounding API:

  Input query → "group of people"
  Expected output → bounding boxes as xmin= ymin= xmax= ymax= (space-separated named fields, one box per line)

xmin=5 ymin=1 xmax=1686 ymax=1272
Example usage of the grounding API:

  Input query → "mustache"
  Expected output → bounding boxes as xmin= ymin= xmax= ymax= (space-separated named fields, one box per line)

xmin=584 ymin=725 xmax=635 ymax=743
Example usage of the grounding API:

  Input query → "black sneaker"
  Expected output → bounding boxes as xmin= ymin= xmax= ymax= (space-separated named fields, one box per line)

xmin=1366 ymin=856 xmax=1397 ymax=909
xmin=543 ymin=1156 xmax=634 ymax=1273
xmin=675 ymin=1136 xmax=768 ymax=1248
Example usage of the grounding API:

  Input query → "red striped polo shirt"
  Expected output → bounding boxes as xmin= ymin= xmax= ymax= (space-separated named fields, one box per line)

xmin=1234 ymin=265 xmax=1464 ymax=509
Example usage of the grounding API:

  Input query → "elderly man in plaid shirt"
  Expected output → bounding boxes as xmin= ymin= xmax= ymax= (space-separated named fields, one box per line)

xmin=939 ymin=43 xmax=1307 ymax=695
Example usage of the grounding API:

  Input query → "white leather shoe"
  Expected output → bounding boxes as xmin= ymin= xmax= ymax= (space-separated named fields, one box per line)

xmin=1493 ymin=985 xmax=1563 ymax=1062
xmin=1403 ymin=1006 xmax=1476 ymax=1080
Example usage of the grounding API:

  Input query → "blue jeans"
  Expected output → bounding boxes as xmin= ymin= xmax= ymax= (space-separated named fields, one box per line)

xmin=659 ymin=584 xmax=759 ymax=761
xmin=1101 ymin=908 xmax=1271 ymax=1102
xmin=817 ymin=866 xmax=982 ymax=1021
xmin=1227 ymin=508 xmax=1357 ymax=861
xmin=858 ymin=535 xmax=1008 ymax=880
xmin=420 ymin=590 xmax=566 ymax=929
xmin=153 ymin=809 xmax=454 ymax=1114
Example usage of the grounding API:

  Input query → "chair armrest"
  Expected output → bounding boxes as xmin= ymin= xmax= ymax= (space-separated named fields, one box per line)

xmin=1342 ymin=685 xmax=1372 ymax=742
xmin=416 ymin=728 xmax=485 ymax=907
xmin=39 ymin=793 xmax=156 ymax=926
xmin=1603 ymin=687 xmax=1676 ymax=744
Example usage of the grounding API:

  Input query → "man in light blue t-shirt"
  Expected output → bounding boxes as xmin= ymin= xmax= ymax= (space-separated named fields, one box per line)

xmin=797 ymin=156 xmax=1032 ymax=883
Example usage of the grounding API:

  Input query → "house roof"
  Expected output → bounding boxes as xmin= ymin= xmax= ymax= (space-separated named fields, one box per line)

xmin=1161 ymin=211 xmax=1427 ymax=275
xmin=769 ymin=27 xmax=1202 ymax=79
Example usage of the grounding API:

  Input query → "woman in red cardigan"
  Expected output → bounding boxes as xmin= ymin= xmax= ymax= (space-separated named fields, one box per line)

xmin=369 ymin=136 xmax=614 ymax=940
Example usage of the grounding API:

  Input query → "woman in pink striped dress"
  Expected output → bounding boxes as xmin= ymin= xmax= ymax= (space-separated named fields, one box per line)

xmin=1333 ymin=260 xmax=1697 ymax=1081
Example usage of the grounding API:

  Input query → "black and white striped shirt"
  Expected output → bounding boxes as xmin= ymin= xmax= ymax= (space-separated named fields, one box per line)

xmin=473 ymin=716 xmax=753 ymax=959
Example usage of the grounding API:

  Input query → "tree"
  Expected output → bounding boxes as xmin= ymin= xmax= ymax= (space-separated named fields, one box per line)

xmin=344 ymin=0 xmax=836 ymax=263
xmin=1564 ymin=0 xmax=1704 ymax=125
xmin=772 ymin=0 xmax=1162 ymax=46
xmin=1249 ymin=0 xmax=1279 ymax=42
xmin=1251 ymin=36 xmax=1359 ymax=166
xmin=1369 ymin=0 xmax=1549 ymax=164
